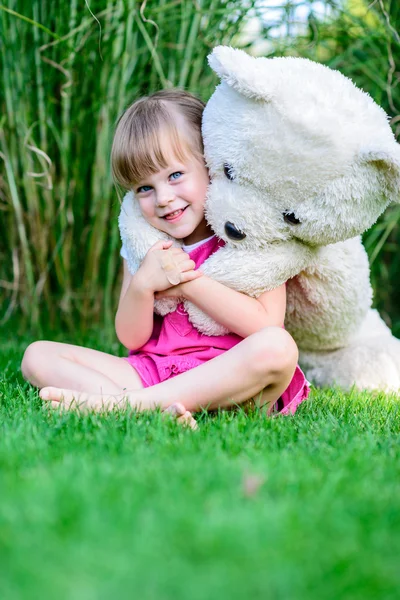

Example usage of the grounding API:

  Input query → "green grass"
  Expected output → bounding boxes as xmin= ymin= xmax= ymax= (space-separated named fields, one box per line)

xmin=1 ymin=338 xmax=400 ymax=599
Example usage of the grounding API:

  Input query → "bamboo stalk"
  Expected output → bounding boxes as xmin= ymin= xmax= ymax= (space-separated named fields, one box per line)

xmin=5 ymin=0 xmax=397 ymax=332
xmin=0 ymin=130 xmax=39 ymax=324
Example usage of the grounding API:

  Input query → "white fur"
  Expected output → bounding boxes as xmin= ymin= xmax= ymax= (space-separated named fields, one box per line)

xmin=119 ymin=47 xmax=400 ymax=391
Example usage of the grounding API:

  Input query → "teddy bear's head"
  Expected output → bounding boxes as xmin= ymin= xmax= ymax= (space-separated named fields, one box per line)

xmin=203 ymin=46 xmax=400 ymax=249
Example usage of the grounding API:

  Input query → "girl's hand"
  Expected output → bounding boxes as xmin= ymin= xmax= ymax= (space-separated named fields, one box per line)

xmin=155 ymin=284 xmax=184 ymax=300
xmin=136 ymin=240 xmax=201 ymax=293
xmin=155 ymin=274 xmax=203 ymax=300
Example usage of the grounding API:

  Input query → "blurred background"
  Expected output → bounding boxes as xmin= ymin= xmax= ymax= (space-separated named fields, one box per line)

xmin=1 ymin=0 xmax=399 ymax=340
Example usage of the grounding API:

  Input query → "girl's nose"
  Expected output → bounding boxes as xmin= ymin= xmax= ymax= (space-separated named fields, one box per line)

xmin=156 ymin=188 xmax=175 ymax=207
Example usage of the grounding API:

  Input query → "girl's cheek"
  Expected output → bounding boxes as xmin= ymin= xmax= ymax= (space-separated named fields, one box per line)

xmin=138 ymin=197 xmax=155 ymax=218
xmin=181 ymin=182 xmax=194 ymax=196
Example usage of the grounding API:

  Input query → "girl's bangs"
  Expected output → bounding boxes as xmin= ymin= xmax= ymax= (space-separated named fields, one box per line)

xmin=131 ymin=123 xmax=191 ymax=183
xmin=115 ymin=119 xmax=194 ymax=189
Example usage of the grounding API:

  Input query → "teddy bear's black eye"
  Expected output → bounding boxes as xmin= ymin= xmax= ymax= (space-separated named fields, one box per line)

xmin=224 ymin=221 xmax=246 ymax=240
xmin=283 ymin=211 xmax=301 ymax=225
xmin=223 ymin=164 xmax=235 ymax=181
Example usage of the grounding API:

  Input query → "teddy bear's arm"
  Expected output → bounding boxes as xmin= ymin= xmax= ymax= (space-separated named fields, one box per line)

xmin=199 ymin=242 xmax=315 ymax=295
xmin=183 ymin=241 xmax=315 ymax=335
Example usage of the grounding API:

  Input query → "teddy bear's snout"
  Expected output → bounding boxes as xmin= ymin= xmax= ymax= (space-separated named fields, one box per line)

xmin=283 ymin=212 xmax=302 ymax=225
xmin=224 ymin=221 xmax=246 ymax=240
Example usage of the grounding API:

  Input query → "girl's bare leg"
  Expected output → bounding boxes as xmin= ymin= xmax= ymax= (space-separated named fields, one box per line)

xmin=21 ymin=341 xmax=144 ymax=394
xmin=39 ymin=327 xmax=299 ymax=414
xmin=22 ymin=341 xmax=198 ymax=428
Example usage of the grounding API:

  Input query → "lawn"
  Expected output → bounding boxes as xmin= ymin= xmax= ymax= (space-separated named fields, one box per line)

xmin=1 ymin=336 xmax=400 ymax=599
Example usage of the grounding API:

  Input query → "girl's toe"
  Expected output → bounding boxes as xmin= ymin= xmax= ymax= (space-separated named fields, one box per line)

xmin=40 ymin=387 xmax=81 ymax=406
xmin=40 ymin=387 xmax=62 ymax=401
xmin=164 ymin=403 xmax=187 ymax=417
xmin=177 ymin=411 xmax=198 ymax=430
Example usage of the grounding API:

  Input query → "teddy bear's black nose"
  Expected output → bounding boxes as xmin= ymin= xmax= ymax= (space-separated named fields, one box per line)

xmin=283 ymin=211 xmax=301 ymax=225
xmin=224 ymin=221 xmax=246 ymax=240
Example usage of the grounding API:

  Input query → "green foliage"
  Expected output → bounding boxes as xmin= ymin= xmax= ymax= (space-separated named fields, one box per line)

xmin=0 ymin=0 xmax=254 ymax=332
xmin=2 ymin=0 xmax=400 ymax=334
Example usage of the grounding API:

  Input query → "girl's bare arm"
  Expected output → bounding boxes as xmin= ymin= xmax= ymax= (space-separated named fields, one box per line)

xmin=158 ymin=277 xmax=286 ymax=338
xmin=115 ymin=260 xmax=155 ymax=350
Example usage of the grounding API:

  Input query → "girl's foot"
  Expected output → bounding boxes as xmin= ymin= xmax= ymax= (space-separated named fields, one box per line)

xmin=39 ymin=387 xmax=198 ymax=429
xmin=40 ymin=386 xmax=126 ymax=410
xmin=163 ymin=403 xmax=198 ymax=430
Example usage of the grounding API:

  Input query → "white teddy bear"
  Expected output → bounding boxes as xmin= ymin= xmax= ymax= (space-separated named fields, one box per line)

xmin=119 ymin=46 xmax=400 ymax=392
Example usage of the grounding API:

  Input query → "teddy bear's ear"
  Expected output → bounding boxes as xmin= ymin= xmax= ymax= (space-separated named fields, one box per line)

xmin=208 ymin=46 xmax=274 ymax=102
xmin=359 ymin=145 xmax=400 ymax=202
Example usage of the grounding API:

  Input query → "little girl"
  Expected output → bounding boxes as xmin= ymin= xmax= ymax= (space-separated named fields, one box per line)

xmin=22 ymin=89 xmax=309 ymax=420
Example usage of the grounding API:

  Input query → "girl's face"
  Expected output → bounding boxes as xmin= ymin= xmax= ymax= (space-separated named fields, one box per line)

xmin=134 ymin=155 xmax=212 ymax=245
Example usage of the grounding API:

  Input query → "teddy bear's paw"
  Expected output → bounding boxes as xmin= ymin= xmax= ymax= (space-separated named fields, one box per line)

xmin=154 ymin=298 xmax=178 ymax=316
xmin=300 ymin=336 xmax=400 ymax=393
xmin=184 ymin=301 xmax=229 ymax=336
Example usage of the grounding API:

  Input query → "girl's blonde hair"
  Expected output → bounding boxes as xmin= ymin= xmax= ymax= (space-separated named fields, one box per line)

xmin=111 ymin=89 xmax=205 ymax=189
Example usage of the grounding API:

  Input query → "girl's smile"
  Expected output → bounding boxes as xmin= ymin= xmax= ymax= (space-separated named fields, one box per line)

xmin=162 ymin=206 xmax=188 ymax=222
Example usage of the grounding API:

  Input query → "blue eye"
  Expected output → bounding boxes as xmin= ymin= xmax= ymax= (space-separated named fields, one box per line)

xmin=170 ymin=171 xmax=183 ymax=181
xmin=136 ymin=185 xmax=152 ymax=193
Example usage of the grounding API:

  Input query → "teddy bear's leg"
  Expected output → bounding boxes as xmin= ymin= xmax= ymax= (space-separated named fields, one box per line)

xmin=285 ymin=238 xmax=374 ymax=351
xmin=299 ymin=310 xmax=400 ymax=392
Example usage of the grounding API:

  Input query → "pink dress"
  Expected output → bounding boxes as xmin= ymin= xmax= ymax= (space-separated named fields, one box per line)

xmin=125 ymin=236 xmax=309 ymax=414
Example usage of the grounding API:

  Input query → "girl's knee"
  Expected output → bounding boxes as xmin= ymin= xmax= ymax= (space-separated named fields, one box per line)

xmin=246 ymin=327 xmax=298 ymax=381
xmin=21 ymin=340 xmax=52 ymax=382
